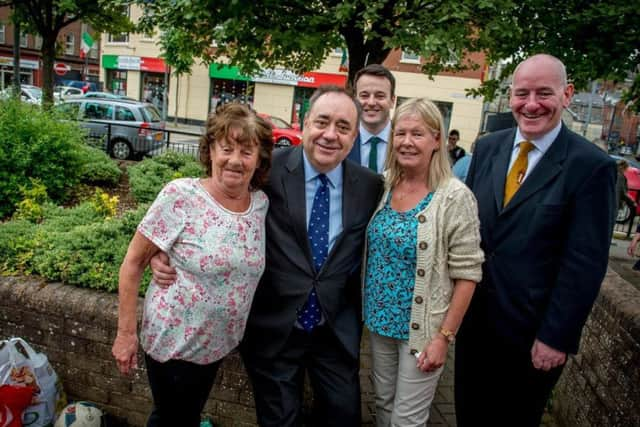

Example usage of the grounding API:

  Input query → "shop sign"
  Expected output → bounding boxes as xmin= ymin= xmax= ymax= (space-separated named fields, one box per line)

xmin=209 ymin=63 xmax=346 ymax=88
xmin=0 ymin=56 xmax=39 ymax=69
xmin=102 ymin=55 xmax=167 ymax=73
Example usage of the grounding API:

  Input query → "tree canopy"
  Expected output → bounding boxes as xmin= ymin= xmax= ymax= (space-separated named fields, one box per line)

xmin=0 ymin=0 xmax=134 ymax=105
xmin=137 ymin=0 xmax=639 ymax=107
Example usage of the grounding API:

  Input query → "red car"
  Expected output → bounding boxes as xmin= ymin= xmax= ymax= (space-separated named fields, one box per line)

xmin=612 ymin=155 xmax=640 ymax=223
xmin=258 ymin=113 xmax=302 ymax=147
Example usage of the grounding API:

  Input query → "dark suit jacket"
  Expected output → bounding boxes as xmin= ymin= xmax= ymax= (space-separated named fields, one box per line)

xmin=346 ymin=133 xmax=362 ymax=165
xmin=465 ymin=124 xmax=616 ymax=354
xmin=243 ymin=146 xmax=383 ymax=359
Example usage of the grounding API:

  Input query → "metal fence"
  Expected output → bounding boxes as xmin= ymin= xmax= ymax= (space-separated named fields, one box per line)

xmin=84 ymin=121 xmax=202 ymax=159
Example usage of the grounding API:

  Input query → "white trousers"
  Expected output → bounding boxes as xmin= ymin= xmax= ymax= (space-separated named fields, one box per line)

xmin=369 ymin=331 xmax=444 ymax=427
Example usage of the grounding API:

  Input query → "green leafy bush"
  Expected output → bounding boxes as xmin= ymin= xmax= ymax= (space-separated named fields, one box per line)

xmin=13 ymin=178 xmax=50 ymax=223
xmin=128 ymin=153 xmax=203 ymax=203
xmin=0 ymin=99 xmax=85 ymax=218
xmin=77 ymin=146 xmax=122 ymax=186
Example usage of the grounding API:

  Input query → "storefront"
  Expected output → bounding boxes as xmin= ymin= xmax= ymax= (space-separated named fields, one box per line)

xmin=209 ymin=64 xmax=347 ymax=123
xmin=0 ymin=56 xmax=39 ymax=90
xmin=102 ymin=55 xmax=169 ymax=116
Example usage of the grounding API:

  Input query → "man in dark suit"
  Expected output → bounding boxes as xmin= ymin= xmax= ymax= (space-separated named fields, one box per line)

xmin=241 ymin=85 xmax=382 ymax=426
xmin=454 ymin=54 xmax=616 ymax=427
xmin=347 ymin=64 xmax=396 ymax=174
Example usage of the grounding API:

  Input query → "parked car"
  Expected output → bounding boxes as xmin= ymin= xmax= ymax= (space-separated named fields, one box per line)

xmin=56 ymin=98 xmax=165 ymax=160
xmin=54 ymin=86 xmax=83 ymax=101
xmin=0 ymin=84 xmax=42 ymax=104
xmin=611 ymin=154 xmax=640 ymax=223
xmin=257 ymin=113 xmax=302 ymax=147
xmin=83 ymin=91 xmax=136 ymax=101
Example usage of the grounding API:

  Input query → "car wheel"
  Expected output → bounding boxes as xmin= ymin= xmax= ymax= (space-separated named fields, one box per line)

xmin=617 ymin=203 xmax=632 ymax=224
xmin=275 ymin=137 xmax=292 ymax=148
xmin=111 ymin=139 xmax=132 ymax=160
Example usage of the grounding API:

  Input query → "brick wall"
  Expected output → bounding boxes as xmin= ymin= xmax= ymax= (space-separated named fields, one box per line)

xmin=0 ymin=275 xmax=376 ymax=426
xmin=551 ymin=268 xmax=640 ymax=427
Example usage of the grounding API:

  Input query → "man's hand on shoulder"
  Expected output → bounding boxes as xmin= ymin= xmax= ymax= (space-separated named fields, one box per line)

xmin=531 ymin=339 xmax=566 ymax=371
xmin=149 ymin=252 xmax=177 ymax=287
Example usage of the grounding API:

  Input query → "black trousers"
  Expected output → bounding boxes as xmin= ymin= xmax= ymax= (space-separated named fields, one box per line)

xmin=454 ymin=292 xmax=564 ymax=427
xmin=145 ymin=354 xmax=221 ymax=427
xmin=241 ymin=325 xmax=361 ymax=427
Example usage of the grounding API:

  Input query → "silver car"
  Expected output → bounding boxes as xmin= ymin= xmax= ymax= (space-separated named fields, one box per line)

xmin=56 ymin=98 xmax=165 ymax=160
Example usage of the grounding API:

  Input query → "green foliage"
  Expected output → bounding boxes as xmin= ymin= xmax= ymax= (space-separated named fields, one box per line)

xmin=13 ymin=178 xmax=50 ymax=223
xmin=77 ymin=146 xmax=123 ymax=187
xmin=89 ymin=188 xmax=119 ymax=218
xmin=128 ymin=154 xmax=203 ymax=203
xmin=0 ymin=99 xmax=85 ymax=218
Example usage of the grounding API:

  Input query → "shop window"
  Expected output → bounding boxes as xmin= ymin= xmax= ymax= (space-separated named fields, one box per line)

xmin=209 ymin=78 xmax=254 ymax=113
xmin=115 ymin=106 xmax=135 ymax=121
xmin=64 ymin=33 xmax=75 ymax=55
xmin=107 ymin=70 xmax=128 ymax=96
xmin=400 ymin=50 xmax=420 ymax=64
xmin=0 ymin=25 xmax=5 ymax=44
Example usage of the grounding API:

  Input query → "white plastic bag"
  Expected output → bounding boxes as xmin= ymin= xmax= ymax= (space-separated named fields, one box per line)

xmin=0 ymin=337 xmax=66 ymax=427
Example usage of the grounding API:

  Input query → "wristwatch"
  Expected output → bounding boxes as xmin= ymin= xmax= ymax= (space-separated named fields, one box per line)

xmin=439 ymin=328 xmax=456 ymax=344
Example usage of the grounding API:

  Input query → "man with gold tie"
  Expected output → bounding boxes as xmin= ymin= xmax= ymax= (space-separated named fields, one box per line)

xmin=455 ymin=54 xmax=616 ymax=426
xmin=347 ymin=64 xmax=396 ymax=173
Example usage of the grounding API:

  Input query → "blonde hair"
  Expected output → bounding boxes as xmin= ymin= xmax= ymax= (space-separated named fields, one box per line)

xmin=384 ymin=97 xmax=452 ymax=189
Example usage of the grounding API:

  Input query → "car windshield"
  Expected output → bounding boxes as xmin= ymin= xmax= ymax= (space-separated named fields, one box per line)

xmin=269 ymin=116 xmax=292 ymax=129
xmin=142 ymin=105 xmax=162 ymax=122
xmin=23 ymin=86 xmax=42 ymax=100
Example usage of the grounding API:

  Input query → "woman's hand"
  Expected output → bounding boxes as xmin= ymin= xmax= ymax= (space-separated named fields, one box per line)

xmin=150 ymin=251 xmax=177 ymax=287
xmin=416 ymin=336 xmax=448 ymax=372
xmin=112 ymin=331 xmax=139 ymax=375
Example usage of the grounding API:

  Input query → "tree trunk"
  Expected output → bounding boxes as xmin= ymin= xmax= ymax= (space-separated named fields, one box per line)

xmin=342 ymin=27 xmax=390 ymax=89
xmin=40 ymin=35 xmax=57 ymax=108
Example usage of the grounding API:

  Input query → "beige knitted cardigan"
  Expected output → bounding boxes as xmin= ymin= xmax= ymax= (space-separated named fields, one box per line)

xmin=362 ymin=176 xmax=484 ymax=354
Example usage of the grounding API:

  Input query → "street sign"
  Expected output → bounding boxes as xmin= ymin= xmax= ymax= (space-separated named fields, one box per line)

xmin=54 ymin=62 xmax=70 ymax=76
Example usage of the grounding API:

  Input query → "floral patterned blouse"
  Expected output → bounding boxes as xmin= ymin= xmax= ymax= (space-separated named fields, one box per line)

xmin=363 ymin=191 xmax=434 ymax=340
xmin=137 ymin=178 xmax=268 ymax=365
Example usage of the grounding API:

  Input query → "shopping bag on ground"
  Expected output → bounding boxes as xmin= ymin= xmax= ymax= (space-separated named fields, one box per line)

xmin=0 ymin=338 xmax=67 ymax=427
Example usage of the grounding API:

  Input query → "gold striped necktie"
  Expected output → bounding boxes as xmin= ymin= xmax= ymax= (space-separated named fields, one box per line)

xmin=503 ymin=141 xmax=535 ymax=206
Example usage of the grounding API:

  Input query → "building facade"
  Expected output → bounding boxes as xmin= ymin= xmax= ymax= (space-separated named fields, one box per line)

xmin=0 ymin=8 xmax=100 ymax=89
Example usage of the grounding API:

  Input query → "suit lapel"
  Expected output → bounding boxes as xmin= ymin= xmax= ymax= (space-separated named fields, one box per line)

xmin=347 ymin=133 xmax=361 ymax=165
xmin=500 ymin=126 xmax=568 ymax=215
xmin=282 ymin=147 xmax=314 ymax=265
xmin=491 ymin=129 xmax=516 ymax=211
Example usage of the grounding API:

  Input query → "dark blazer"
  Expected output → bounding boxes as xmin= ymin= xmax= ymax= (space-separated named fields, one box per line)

xmin=243 ymin=146 xmax=383 ymax=359
xmin=465 ymin=124 xmax=616 ymax=354
xmin=346 ymin=133 xmax=362 ymax=165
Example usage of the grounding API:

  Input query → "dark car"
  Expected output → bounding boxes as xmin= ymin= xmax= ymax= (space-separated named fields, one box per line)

xmin=258 ymin=113 xmax=303 ymax=148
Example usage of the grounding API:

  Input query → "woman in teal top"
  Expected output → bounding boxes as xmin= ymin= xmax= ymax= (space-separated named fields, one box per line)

xmin=363 ymin=98 xmax=484 ymax=426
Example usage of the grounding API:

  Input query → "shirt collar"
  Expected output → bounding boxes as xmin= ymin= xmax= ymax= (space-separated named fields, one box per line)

xmin=513 ymin=121 xmax=562 ymax=154
xmin=359 ymin=121 xmax=392 ymax=145
xmin=302 ymin=150 xmax=343 ymax=188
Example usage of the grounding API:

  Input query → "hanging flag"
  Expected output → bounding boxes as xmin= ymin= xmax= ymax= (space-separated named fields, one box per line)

xmin=80 ymin=32 xmax=94 ymax=58
xmin=339 ymin=48 xmax=348 ymax=73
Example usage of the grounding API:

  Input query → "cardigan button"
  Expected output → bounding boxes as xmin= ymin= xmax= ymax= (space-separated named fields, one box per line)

xmin=417 ymin=269 xmax=425 ymax=277
xmin=414 ymin=296 xmax=424 ymax=304
xmin=411 ymin=323 xmax=420 ymax=330
xmin=418 ymin=215 xmax=426 ymax=223
xmin=419 ymin=241 xmax=428 ymax=250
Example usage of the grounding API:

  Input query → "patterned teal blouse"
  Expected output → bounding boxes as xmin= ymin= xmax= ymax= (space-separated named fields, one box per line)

xmin=364 ymin=191 xmax=434 ymax=340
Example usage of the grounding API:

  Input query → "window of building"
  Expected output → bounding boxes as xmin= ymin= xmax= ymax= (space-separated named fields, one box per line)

xmin=34 ymin=35 xmax=42 ymax=50
xmin=107 ymin=5 xmax=130 ymax=44
xmin=20 ymin=32 xmax=28 ymax=48
xmin=0 ymin=25 xmax=5 ymax=44
xmin=64 ymin=33 xmax=75 ymax=55
xmin=400 ymin=50 xmax=420 ymax=64
xmin=331 ymin=47 xmax=344 ymax=57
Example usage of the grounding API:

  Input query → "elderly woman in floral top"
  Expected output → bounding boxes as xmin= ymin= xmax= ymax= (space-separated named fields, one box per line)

xmin=112 ymin=104 xmax=272 ymax=427
xmin=363 ymin=98 xmax=484 ymax=426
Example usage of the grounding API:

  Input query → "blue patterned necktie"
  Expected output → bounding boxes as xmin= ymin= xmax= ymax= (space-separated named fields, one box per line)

xmin=298 ymin=174 xmax=329 ymax=332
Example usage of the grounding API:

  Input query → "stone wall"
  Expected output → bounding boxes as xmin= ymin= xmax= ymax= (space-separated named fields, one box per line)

xmin=551 ymin=268 xmax=640 ymax=427
xmin=0 ymin=275 xmax=376 ymax=426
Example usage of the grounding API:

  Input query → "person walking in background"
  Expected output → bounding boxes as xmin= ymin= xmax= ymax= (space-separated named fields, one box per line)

xmin=615 ymin=159 xmax=636 ymax=217
xmin=363 ymin=98 xmax=483 ymax=426
xmin=447 ymin=129 xmax=466 ymax=166
xmin=112 ymin=104 xmax=273 ymax=427
xmin=348 ymin=64 xmax=396 ymax=174
xmin=150 ymin=86 xmax=384 ymax=426
xmin=455 ymin=54 xmax=616 ymax=427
